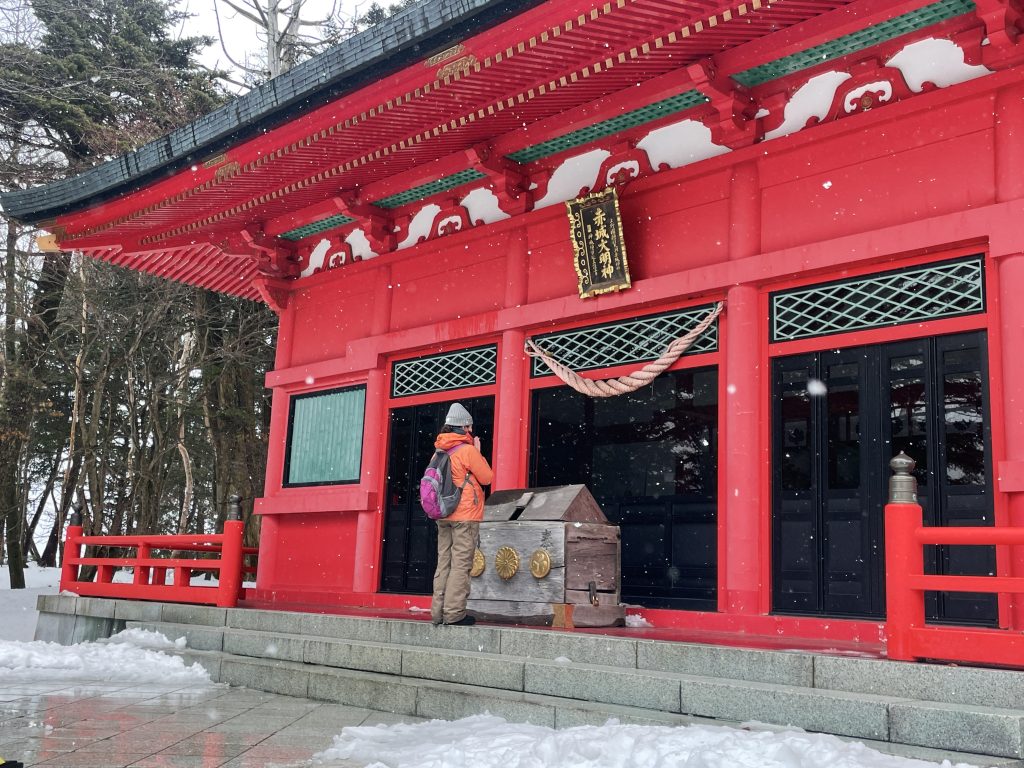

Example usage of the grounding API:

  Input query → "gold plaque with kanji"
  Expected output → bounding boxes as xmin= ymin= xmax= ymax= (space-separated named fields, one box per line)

xmin=566 ymin=188 xmax=631 ymax=299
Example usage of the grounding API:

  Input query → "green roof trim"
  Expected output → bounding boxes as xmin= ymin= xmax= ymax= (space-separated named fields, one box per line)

xmin=373 ymin=169 xmax=487 ymax=209
xmin=506 ymin=89 xmax=709 ymax=164
xmin=280 ymin=213 xmax=356 ymax=241
xmin=732 ymin=0 xmax=977 ymax=87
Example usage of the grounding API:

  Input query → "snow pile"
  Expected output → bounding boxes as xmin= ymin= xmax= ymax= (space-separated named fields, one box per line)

xmin=625 ymin=614 xmax=653 ymax=628
xmin=108 ymin=627 xmax=187 ymax=651
xmin=315 ymin=715 xmax=977 ymax=768
xmin=0 ymin=629 xmax=210 ymax=683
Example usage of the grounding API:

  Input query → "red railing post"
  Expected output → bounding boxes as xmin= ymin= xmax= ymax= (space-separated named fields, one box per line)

xmin=135 ymin=543 xmax=152 ymax=585
xmin=885 ymin=452 xmax=925 ymax=662
xmin=217 ymin=495 xmax=245 ymax=608
xmin=60 ymin=502 xmax=84 ymax=592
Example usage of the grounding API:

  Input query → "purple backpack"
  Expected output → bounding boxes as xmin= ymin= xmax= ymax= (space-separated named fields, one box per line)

xmin=420 ymin=445 xmax=474 ymax=520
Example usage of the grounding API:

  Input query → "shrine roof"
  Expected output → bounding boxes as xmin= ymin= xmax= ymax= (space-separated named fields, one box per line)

xmin=0 ymin=0 xmax=540 ymax=225
xmin=0 ymin=0 xmax=1007 ymax=303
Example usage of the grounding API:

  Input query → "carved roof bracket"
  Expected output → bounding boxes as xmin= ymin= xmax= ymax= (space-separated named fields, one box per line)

xmin=252 ymin=276 xmax=291 ymax=314
xmin=216 ymin=229 xmax=300 ymax=280
xmin=974 ymin=0 xmax=1024 ymax=67
xmin=338 ymin=191 xmax=396 ymax=254
xmin=687 ymin=59 xmax=759 ymax=149
xmin=595 ymin=140 xmax=655 ymax=191
xmin=468 ymin=144 xmax=533 ymax=216
xmin=808 ymin=58 xmax=920 ymax=128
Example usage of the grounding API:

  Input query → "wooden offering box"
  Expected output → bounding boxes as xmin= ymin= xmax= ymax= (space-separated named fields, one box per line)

xmin=467 ymin=485 xmax=626 ymax=627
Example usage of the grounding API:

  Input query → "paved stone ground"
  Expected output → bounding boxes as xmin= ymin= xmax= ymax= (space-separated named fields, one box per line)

xmin=0 ymin=680 xmax=424 ymax=767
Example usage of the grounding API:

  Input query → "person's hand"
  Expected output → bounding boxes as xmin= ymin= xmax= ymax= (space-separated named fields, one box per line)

xmin=473 ymin=436 xmax=481 ymax=451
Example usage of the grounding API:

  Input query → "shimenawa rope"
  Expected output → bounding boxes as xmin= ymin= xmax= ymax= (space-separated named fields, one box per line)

xmin=524 ymin=302 xmax=724 ymax=398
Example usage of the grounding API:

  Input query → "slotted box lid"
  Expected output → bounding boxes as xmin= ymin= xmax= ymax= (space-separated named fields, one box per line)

xmin=483 ymin=485 xmax=608 ymax=523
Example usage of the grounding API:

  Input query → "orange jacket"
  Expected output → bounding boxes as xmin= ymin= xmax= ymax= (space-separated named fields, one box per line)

xmin=433 ymin=432 xmax=493 ymax=521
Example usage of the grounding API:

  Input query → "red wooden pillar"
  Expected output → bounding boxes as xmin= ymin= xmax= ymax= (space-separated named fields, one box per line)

xmin=352 ymin=264 xmax=395 ymax=593
xmin=255 ymin=516 xmax=278 ymax=593
xmin=719 ymin=160 xmax=764 ymax=614
xmin=494 ymin=229 xmax=529 ymax=490
xmin=997 ymin=252 xmax=1024 ymax=628
xmin=264 ymin=298 xmax=297 ymax=496
xmin=353 ymin=367 xmax=387 ymax=592
xmin=994 ymin=83 xmax=1024 ymax=628
xmin=721 ymin=284 xmax=763 ymax=613
xmin=257 ymin=299 xmax=296 ymax=593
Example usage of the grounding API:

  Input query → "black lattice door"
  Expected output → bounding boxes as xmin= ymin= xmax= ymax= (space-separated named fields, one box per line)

xmin=380 ymin=398 xmax=493 ymax=594
xmin=771 ymin=332 xmax=994 ymax=622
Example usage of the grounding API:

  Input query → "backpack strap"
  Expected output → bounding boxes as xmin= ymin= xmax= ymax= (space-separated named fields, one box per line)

xmin=446 ymin=444 xmax=479 ymax=506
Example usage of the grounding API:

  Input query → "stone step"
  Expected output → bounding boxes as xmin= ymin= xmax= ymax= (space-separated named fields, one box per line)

xmin=169 ymin=647 xmax=1024 ymax=767
xmin=139 ymin=620 xmax=1024 ymax=758
xmin=813 ymin=654 xmax=1024 ymax=712
xmin=126 ymin=607 xmax=1024 ymax=712
xmin=43 ymin=596 xmax=1024 ymax=759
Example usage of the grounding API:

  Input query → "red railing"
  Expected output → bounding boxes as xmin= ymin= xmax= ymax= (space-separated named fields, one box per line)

xmin=61 ymin=507 xmax=257 ymax=608
xmin=885 ymin=500 xmax=1024 ymax=666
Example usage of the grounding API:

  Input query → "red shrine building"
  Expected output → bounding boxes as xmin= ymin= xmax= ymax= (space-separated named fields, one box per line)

xmin=5 ymin=0 xmax=1024 ymax=648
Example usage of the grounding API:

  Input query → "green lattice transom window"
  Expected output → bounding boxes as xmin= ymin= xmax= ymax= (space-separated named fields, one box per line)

xmin=391 ymin=345 xmax=498 ymax=398
xmin=284 ymin=385 xmax=366 ymax=486
xmin=770 ymin=256 xmax=985 ymax=343
xmin=529 ymin=305 xmax=720 ymax=378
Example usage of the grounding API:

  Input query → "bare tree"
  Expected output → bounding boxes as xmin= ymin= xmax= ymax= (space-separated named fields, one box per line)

xmin=213 ymin=0 xmax=354 ymax=82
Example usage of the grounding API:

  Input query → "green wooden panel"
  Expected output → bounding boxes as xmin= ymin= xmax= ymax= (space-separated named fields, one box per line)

xmin=732 ymin=0 xmax=976 ymax=87
xmin=280 ymin=213 xmax=356 ymax=241
xmin=372 ymin=169 xmax=487 ymax=209
xmin=507 ymin=90 xmax=708 ymax=164
xmin=286 ymin=386 xmax=366 ymax=485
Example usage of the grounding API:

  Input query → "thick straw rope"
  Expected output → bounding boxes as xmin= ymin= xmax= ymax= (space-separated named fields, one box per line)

xmin=524 ymin=302 xmax=724 ymax=398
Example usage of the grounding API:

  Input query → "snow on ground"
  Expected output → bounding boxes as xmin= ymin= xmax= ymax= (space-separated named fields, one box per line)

xmin=0 ymin=629 xmax=211 ymax=683
xmin=0 ymin=564 xmax=61 ymax=641
xmin=314 ymin=715 xmax=978 ymax=768
xmin=1 ymin=566 xmax=211 ymax=684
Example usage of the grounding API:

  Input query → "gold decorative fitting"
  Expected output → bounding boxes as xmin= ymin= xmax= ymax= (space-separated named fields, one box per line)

xmin=437 ymin=55 xmax=477 ymax=80
xmin=202 ymin=153 xmax=228 ymax=168
xmin=425 ymin=44 xmax=465 ymax=67
xmin=529 ymin=549 xmax=551 ymax=579
xmin=494 ymin=546 xmax=520 ymax=580
xmin=470 ymin=548 xmax=485 ymax=578
xmin=215 ymin=161 xmax=241 ymax=181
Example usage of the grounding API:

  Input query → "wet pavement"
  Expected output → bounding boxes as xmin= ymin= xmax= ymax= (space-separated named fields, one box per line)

xmin=0 ymin=680 xmax=422 ymax=767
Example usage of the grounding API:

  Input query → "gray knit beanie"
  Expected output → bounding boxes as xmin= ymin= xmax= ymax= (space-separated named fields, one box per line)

xmin=444 ymin=402 xmax=473 ymax=428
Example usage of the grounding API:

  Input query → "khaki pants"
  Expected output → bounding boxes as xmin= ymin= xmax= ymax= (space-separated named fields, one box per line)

xmin=432 ymin=520 xmax=479 ymax=624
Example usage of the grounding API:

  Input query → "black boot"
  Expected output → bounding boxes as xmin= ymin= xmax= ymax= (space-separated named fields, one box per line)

xmin=446 ymin=614 xmax=476 ymax=626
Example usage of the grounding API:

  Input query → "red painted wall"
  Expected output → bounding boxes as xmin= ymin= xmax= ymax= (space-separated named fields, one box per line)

xmin=254 ymin=72 xmax=1024 ymax=641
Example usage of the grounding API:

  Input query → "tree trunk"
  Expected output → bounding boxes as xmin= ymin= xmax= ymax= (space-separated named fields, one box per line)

xmin=24 ymin=453 xmax=59 ymax=559
xmin=42 ymin=452 xmax=82 ymax=566
xmin=1 ymin=218 xmax=27 ymax=587
xmin=0 ymin=232 xmax=69 ymax=587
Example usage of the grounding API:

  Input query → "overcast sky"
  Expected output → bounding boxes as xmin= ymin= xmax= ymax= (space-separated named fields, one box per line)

xmin=176 ymin=0 xmax=363 ymax=89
